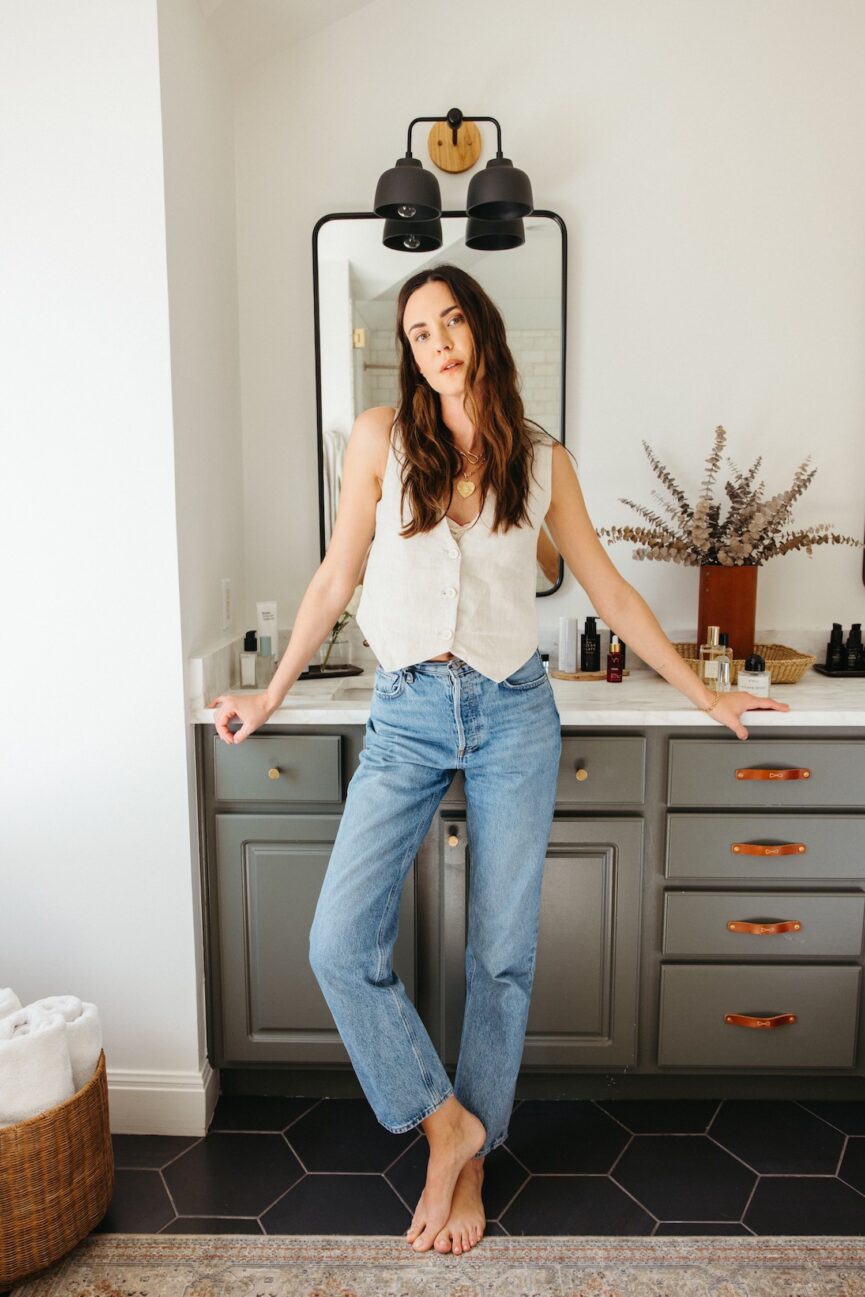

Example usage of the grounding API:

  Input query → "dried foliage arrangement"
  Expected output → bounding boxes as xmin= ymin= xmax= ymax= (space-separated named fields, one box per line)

xmin=597 ymin=424 xmax=862 ymax=566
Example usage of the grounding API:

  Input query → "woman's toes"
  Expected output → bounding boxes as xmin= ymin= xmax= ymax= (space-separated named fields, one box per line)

xmin=434 ymin=1230 xmax=452 ymax=1253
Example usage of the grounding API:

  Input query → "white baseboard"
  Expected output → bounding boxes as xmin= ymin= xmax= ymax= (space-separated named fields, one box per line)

xmin=106 ymin=1059 xmax=219 ymax=1135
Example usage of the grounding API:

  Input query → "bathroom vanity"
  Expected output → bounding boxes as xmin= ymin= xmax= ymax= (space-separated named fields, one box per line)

xmin=193 ymin=670 xmax=865 ymax=1099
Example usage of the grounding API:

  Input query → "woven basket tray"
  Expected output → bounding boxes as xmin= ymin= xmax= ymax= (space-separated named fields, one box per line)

xmin=0 ymin=1049 xmax=114 ymax=1288
xmin=672 ymin=642 xmax=816 ymax=686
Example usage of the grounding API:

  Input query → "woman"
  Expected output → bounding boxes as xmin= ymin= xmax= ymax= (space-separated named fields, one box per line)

xmin=209 ymin=265 xmax=789 ymax=1256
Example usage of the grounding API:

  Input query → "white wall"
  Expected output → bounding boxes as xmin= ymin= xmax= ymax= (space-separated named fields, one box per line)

xmin=233 ymin=0 xmax=865 ymax=646
xmin=0 ymin=0 xmax=239 ymax=1133
xmin=0 ymin=0 xmax=202 ymax=1130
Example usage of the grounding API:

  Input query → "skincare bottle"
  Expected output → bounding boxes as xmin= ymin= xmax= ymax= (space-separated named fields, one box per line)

xmin=738 ymin=652 xmax=771 ymax=697
xmin=255 ymin=635 xmax=276 ymax=689
xmin=825 ymin=622 xmax=846 ymax=670
xmin=606 ymin=635 xmax=623 ymax=682
xmin=715 ymin=631 xmax=733 ymax=693
xmin=846 ymin=623 xmax=862 ymax=670
xmin=581 ymin=616 xmax=600 ymax=671
xmin=256 ymin=600 xmax=278 ymax=657
xmin=558 ymin=616 xmax=578 ymax=673
xmin=240 ymin=630 xmax=258 ymax=687
xmin=698 ymin=625 xmax=724 ymax=686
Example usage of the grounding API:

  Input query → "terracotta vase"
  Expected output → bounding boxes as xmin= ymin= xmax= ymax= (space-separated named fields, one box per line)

xmin=696 ymin=564 xmax=759 ymax=662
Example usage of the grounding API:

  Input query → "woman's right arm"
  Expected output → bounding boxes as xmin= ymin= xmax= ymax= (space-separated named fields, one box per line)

xmin=209 ymin=407 xmax=393 ymax=743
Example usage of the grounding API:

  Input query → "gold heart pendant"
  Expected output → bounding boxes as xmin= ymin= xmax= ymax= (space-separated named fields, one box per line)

xmin=456 ymin=480 xmax=476 ymax=498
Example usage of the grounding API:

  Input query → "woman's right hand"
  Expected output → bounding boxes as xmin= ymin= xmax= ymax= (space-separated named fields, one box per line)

xmin=207 ymin=692 xmax=277 ymax=744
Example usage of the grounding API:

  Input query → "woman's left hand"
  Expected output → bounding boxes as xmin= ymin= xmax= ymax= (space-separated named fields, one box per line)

xmin=705 ymin=691 xmax=791 ymax=740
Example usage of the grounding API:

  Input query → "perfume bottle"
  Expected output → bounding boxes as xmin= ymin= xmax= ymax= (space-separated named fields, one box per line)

xmin=698 ymin=625 xmax=725 ymax=687
xmin=606 ymin=634 xmax=623 ymax=682
xmin=715 ymin=631 xmax=733 ymax=693
xmin=581 ymin=615 xmax=600 ymax=671
xmin=738 ymin=652 xmax=771 ymax=697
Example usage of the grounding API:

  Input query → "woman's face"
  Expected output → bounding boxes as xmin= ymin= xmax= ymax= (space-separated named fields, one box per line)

xmin=402 ymin=279 xmax=478 ymax=395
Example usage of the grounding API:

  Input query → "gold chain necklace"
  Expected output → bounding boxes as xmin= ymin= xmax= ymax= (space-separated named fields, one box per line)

xmin=455 ymin=446 xmax=486 ymax=499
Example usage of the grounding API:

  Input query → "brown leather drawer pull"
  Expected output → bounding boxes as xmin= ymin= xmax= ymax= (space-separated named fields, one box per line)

xmin=731 ymin=842 xmax=807 ymax=856
xmin=724 ymin=1013 xmax=797 ymax=1029
xmin=726 ymin=919 xmax=802 ymax=934
xmin=735 ymin=767 xmax=811 ymax=781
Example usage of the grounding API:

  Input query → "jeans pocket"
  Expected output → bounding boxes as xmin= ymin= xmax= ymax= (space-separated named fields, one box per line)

xmin=500 ymin=650 xmax=549 ymax=691
xmin=373 ymin=666 xmax=406 ymax=699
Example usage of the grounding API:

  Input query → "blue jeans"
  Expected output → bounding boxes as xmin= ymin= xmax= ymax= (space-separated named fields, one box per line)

xmin=308 ymin=648 xmax=561 ymax=1159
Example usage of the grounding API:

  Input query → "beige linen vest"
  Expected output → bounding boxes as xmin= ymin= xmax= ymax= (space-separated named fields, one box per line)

xmin=355 ymin=427 xmax=554 ymax=682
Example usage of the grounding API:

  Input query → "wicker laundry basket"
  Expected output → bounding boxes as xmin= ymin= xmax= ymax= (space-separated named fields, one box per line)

xmin=0 ymin=1049 xmax=113 ymax=1288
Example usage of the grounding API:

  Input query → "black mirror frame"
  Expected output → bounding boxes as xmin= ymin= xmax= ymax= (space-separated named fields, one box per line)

xmin=313 ymin=209 xmax=567 ymax=597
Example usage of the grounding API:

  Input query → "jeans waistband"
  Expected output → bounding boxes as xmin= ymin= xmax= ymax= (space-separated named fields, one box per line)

xmin=405 ymin=656 xmax=470 ymax=676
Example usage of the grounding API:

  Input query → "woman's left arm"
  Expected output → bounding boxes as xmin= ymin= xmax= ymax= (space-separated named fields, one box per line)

xmin=544 ymin=443 xmax=791 ymax=740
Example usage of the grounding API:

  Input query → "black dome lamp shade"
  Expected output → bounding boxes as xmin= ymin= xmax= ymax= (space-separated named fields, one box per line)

xmin=466 ymin=155 xmax=533 ymax=221
xmin=465 ymin=214 xmax=525 ymax=251
xmin=374 ymin=156 xmax=442 ymax=221
xmin=383 ymin=216 xmax=443 ymax=252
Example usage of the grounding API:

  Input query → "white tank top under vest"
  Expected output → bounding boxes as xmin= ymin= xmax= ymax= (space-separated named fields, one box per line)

xmin=355 ymin=426 xmax=555 ymax=683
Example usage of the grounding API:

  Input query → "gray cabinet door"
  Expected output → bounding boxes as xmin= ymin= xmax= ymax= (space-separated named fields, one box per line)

xmin=440 ymin=817 xmax=643 ymax=1068
xmin=213 ymin=813 xmax=416 ymax=1065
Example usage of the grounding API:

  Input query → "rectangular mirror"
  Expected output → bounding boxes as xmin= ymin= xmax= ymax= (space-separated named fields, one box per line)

xmin=313 ymin=211 xmax=567 ymax=594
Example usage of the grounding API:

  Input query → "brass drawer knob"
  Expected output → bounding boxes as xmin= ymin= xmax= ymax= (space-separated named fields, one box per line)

xmin=575 ymin=766 xmax=588 ymax=781
xmin=447 ymin=832 xmax=460 ymax=847
xmin=267 ymin=767 xmax=281 ymax=781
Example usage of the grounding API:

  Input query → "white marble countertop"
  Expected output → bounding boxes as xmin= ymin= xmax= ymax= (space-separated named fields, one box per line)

xmin=190 ymin=667 xmax=865 ymax=728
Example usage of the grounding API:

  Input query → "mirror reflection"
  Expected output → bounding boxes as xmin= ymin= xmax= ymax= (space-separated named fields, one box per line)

xmin=314 ymin=213 xmax=566 ymax=593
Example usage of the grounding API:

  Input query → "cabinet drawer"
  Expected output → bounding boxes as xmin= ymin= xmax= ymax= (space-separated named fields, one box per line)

xmin=213 ymin=734 xmax=343 ymax=803
xmin=666 ymin=813 xmax=865 ymax=880
xmin=668 ymin=740 xmax=865 ymax=808
xmin=662 ymin=890 xmax=865 ymax=958
xmin=658 ymin=964 xmax=861 ymax=1068
xmin=556 ymin=737 xmax=645 ymax=805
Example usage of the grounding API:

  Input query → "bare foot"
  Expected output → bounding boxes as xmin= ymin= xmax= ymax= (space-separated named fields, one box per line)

xmin=433 ymin=1155 xmax=486 ymax=1254
xmin=405 ymin=1097 xmax=486 ymax=1252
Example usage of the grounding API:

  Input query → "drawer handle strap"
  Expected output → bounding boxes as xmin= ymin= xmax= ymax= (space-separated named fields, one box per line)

xmin=731 ymin=842 xmax=807 ymax=856
xmin=725 ymin=1013 xmax=798 ymax=1029
xmin=726 ymin=919 xmax=802 ymax=934
xmin=735 ymin=767 xmax=811 ymax=780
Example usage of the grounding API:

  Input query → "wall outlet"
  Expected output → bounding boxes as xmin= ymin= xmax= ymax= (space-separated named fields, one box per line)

xmin=221 ymin=577 xmax=232 ymax=630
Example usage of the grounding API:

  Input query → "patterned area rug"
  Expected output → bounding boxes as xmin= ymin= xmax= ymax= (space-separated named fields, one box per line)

xmin=10 ymin=1233 xmax=865 ymax=1297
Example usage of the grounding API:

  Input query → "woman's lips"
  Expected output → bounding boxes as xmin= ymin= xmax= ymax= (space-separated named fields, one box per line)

xmin=440 ymin=360 xmax=463 ymax=373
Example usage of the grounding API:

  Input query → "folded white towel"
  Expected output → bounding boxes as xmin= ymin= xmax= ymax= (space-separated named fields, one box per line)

xmin=0 ymin=1008 xmax=75 ymax=1127
xmin=28 ymin=996 xmax=102 ymax=1090
xmin=0 ymin=987 xmax=21 ymax=1020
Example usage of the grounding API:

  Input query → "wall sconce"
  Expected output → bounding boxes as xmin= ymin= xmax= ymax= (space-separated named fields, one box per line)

xmin=374 ymin=107 xmax=533 ymax=251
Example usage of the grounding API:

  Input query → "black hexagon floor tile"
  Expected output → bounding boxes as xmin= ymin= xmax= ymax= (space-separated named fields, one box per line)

xmin=709 ymin=1100 xmax=844 ymax=1174
xmin=595 ymin=1099 xmax=721 ymax=1133
xmin=162 ymin=1131 xmax=303 ymax=1217
xmin=284 ymin=1097 xmax=417 ymax=1172
xmin=613 ymin=1135 xmax=755 ymax=1222
xmin=111 ymin=1133 xmax=200 ymax=1169
xmin=798 ymin=1099 xmax=865 ymax=1136
xmin=501 ymin=1174 xmax=655 ymax=1236
xmin=160 ymin=1217 xmax=264 ymax=1234
xmin=654 ymin=1221 xmax=754 ymax=1235
xmin=90 ymin=1169 xmax=175 ymax=1233
xmin=838 ymin=1136 xmax=865 ymax=1194
xmin=209 ymin=1094 xmax=320 ymax=1132
xmin=385 ymin=1138 xmax=528 ymax=1221
xmin=745 ymin=1175 xmax=865 ymax=1234
xmin=261 ymin=1174 xmax=410 ymax=1234
xmin=505 ymin=1099 xmax=630 ymax=1173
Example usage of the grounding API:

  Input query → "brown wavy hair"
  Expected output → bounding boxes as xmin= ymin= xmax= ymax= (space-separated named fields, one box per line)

xmin=392 ymin=263 xmax=558 ymax=538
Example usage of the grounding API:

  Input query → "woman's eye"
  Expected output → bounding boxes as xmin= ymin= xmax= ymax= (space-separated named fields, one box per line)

xmin=448 ymin=314 xmax=464 ymax=326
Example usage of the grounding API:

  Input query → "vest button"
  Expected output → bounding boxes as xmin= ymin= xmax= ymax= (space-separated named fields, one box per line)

xmin=443 ymin=587 xmax=457 ymax=598
xmin=442 ymin=629 xmax=453 ymax=638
